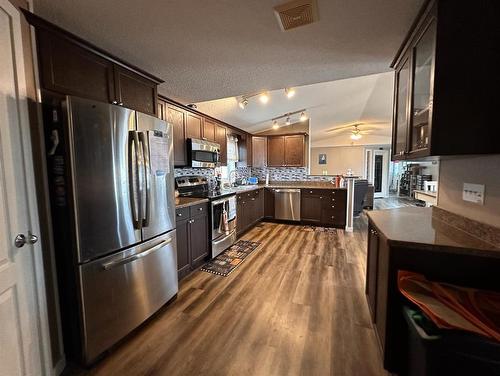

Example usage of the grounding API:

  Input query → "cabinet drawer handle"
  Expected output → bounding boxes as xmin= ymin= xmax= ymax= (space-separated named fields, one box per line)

xmin=309 ymin=190 xmax=313 ymax=194
xmin=332 ymin=198 xmax=335 ymax=201
xmin=331 ymin=215 xmax=335 ymax=219
xmin=112 ymin=100 xmax=118 ymax=104
xmin=177 ymin=213 xmax=183 ymax=217
xmin=119 ymin=102 xmax=123 ymax=106
xmin=319 ymin=196 xmax=323 ymax=199
xmin=331 ymin=205 xmax=335 ymax=209
xmin=198 ymin=207 xmax=203 ymax=211
xmin=251 ymin=198 xmax=255 ymax=201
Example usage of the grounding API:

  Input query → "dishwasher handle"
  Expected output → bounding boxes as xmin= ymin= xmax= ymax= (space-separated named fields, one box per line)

xmin=273 ymin=189 xmax=301 ymax=193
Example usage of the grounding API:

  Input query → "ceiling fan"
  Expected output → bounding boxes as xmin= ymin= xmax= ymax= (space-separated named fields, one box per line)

xmin=325 ymin=121 xmax=389 ymax=140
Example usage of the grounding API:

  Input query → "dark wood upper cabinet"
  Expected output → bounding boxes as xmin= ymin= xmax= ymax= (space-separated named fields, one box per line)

xmin=166 ymin=103 xmax=188 ymax=166
xmin=36 ymin=28 xmax=115 ymax=104
xmin=26 ymin=10 xmax=162 ymax=115
xmin=114 ymin=66 xmax=157 ymax=115
xmin=185 ymin=112 xmax=203 ymax=140
xmin=157 ymin=98 xmax=166 ymax=120
xmin=202 ymin=118 xmax=216 ymax=142
xmin=267 ymin=136 xmax=285 ymax=167
xmin=284 ymin=135 xmax=305 ymax=166
xmin=391 ymin=0 xmax=500 ymax=160
xmin=267 ymin=135 xmax=305 ymax=167
xmin=252 ymin=136 xmax=267 ymax=167
xmin=215 ymin=124 xmax=227 ymax=166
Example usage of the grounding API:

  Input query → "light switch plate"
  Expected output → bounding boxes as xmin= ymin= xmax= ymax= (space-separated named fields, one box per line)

xmin=462 ymin=183 xmax=485 ymax=204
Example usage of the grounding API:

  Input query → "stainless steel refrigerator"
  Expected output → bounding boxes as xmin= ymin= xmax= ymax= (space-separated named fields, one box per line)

xmin=47 ymin=96 xmax=178 ymax=365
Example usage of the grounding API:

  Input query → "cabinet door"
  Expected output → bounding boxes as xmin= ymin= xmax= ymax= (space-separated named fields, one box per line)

xmin=284 ymin=135 xmax=305 ymax=166
xmin=409 ymin=19 xmax=436 ymax=155
xmin=175 ymin=218 xmax=191 ymax=280
xmin=215 ymin=124 xmax=227 ymax=165
xmin=366 ymin=226 xmax=379 ymax=322
xmin=114 ymin=65 xmax=157 ymax=115
xmin=267 ymin=136 xmax=285 ymax=166
xmin=264 ymin=189 xmax=274 ymax=218
xmin=167 ymin=104 xmax=188 ymax=166
xmin=252 ymin=136 xmax=267 ymax=167
xmin=157 ymin=98 xmax=166 ymax=120
xmin=392 ymin=57 xmax=410 ymax=159
xmin=255 ymin=189 xmax=264 ymax=220
xmin=301 ymin=192 xmax=322 ymax=223
xmin=186 ymin=112 xmax=202 ymax=140
xmin=202 ymin=118 xmax=216 ymax=142
xmin=37 ymin=29 xmax=115 ymax=103
xmin=190 ymin=213 xmax=209 ymax=265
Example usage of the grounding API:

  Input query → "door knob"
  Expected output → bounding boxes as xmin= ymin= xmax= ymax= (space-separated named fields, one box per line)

xmin=15 ymin=234 xmax=26 ymax=248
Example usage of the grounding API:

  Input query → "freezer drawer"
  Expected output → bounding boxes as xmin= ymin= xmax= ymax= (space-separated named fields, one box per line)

xmin=78 ymin=231 xmax=178 ymax=364
xmin=274 ymin=188 xmax=301 ymax=221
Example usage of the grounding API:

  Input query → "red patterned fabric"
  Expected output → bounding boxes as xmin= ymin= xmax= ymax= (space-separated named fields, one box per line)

xmin=398 ymin=271 xmax=500 ymax=341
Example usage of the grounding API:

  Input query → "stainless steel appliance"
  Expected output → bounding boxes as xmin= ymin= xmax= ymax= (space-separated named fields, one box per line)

xmin=210 ymin=195 xmax=237 ymax=257
xmin=46 ymin=96 xmax=178 ymax=365
xmin=175 ymin=176 xmax=237 ymax=257
xmin=188 ymin=138 xmax=220 ymax=168
xmin=274 ymin=188 xmax=301 ymax=221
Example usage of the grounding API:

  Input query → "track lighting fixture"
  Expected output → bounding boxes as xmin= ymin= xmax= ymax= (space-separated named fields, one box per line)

xmin=238 ymin=98 xmax=248 ymax=109
xmin=271 ymin=109 xmax=308 ymax=128
xmin=285 ymin=88 xmax=296 ymax=98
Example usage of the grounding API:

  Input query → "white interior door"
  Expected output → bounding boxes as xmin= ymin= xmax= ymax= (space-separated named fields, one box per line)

xmin=0 ymin=1 xmax=51 ymax=375
xmin=372 ymin=150 xmax=389 ymax=198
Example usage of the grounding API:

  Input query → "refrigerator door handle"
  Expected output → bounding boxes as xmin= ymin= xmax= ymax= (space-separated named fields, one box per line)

xmin=139 ymin=131 xmax=150 ymax=227
xmin=101 ymin=237 xmax=172 ymax=270
xmin=128 ymin=131 xmax=140 ymax=229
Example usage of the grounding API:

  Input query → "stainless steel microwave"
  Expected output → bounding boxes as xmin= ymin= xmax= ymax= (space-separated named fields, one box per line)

xmin=188 ymin=138 xmax=220 ymax=168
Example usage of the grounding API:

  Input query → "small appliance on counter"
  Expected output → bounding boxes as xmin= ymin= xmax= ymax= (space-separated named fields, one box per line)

xmin=247 ymin=176 xmax=258 ymax=185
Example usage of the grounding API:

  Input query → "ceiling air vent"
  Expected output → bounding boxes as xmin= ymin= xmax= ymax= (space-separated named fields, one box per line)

xmin=274 ymin=0 xmax=318 ymax=31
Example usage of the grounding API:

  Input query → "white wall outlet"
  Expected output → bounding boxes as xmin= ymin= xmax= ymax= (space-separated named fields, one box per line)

xmin=462 ymin=183 xmax=485 ymax=205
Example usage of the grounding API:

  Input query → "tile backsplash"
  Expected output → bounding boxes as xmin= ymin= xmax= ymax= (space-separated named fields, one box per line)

xmin=251 ymin=167 xmax=333 ymax=182
xmin=174 ymin=166 xmax=333 ymax=182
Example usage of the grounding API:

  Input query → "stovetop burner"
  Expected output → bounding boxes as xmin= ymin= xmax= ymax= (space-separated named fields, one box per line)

xmin=175 ymin=175 xmax=235 ymax=200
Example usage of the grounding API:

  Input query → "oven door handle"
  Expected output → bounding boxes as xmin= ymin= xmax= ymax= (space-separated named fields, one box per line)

xmin=212 ymin=229 xmax=236 ymax=246
xmin=211 ymin=196 xmax=235 ymax=206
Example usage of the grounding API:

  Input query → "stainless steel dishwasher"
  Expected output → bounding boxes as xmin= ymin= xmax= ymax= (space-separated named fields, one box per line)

xmin=274 ymin=188 xmax=301 ymax=221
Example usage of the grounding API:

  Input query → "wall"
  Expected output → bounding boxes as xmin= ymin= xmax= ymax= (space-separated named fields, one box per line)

xmin=437 ymin=155 xmax=500 ymax=228
xmin=310 ymin=146 xmax=365 ymax=176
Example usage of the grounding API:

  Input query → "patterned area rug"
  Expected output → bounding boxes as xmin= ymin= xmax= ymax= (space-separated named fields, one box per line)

xmin=200 ymin=240 xmax=261 ymax=277
xmin=301 ymin=225 xmax=337 ymax=233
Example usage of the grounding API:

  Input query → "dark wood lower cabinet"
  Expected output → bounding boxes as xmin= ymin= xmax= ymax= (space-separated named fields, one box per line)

xmin=175 ymin=203 xmax=209 ymax=280
xmin=237 ymin=189 xmax=264 ymax=236
xmin=366 ymin=224 xmax=379 ymax=322
xmin=264 ymin=188 xmax=275 ymax=218
xmin=300 ymin=189 xmax=347 ymax=228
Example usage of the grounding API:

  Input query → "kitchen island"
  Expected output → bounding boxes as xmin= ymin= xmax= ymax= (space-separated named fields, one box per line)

xmin=366 ymin=206 xmax=500 ymax=372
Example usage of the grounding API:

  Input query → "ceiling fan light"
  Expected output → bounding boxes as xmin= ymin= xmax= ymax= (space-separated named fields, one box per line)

xmin=350 ymin=133 xmax=362 ymax=140
xmin=300 ymin=111 xmax=307 ymax=122
xmin=285 ymin=88 xmax=296 ymax=98
xmin=259 ymin=92 xmax=269 ymax=104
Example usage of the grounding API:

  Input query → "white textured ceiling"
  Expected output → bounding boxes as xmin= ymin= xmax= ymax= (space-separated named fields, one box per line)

xmin=196 ymin=71 xmax=394 ymax=147
xmin=32 ymin=0 xmax=424 ymax=103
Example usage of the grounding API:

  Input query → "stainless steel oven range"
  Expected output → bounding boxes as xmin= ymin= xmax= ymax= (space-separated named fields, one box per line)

xmin=175 ymin=176 xmax=237 ymax=258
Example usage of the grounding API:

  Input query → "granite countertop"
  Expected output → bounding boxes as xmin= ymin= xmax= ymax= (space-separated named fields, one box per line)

xmin=220 ymin=182 xmax=345 ymax=195
xmin=175 ymin=197 xmax=209 ymax=209
xmin=261 ymin=181 xmax=346 ymax=190
xmin=367 ymin=207 xmax=500 ymax=258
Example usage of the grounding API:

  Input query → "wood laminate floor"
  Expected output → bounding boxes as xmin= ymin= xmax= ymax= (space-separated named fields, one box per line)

xmin=69 ymin=197 xmax=418 ymax=376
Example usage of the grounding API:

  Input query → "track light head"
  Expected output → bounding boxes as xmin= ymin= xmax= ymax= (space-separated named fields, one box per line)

xmin=285 ymin=88 xmax=296 ymax=98
xmin=300 ymin=111 xmax=307 ymax=122
xmin=238 ymin=98 xmax=248 ymax=109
